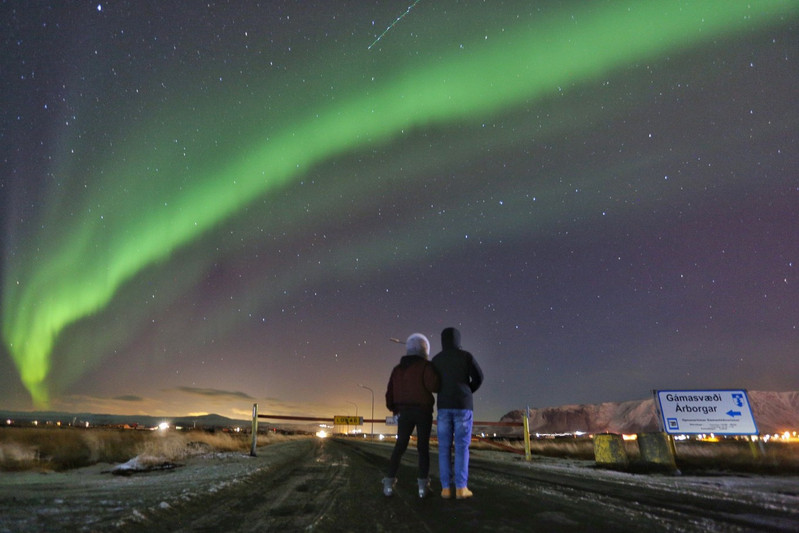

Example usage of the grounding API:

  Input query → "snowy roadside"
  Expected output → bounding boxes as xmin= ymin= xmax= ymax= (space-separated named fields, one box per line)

xmin=2 ymin=438 xmax=798 ymax=532
xmin=473 ymin=447 xmax=799 ymax=519
xmin=0 ymin=438 xmax=315 ymax=533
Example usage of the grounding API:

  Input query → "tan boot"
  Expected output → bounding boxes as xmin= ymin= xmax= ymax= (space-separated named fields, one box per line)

xmin=455 ymin=487 xmax=473 ymax=499
xmin=440 ymin=487 xmax=452 ymax=499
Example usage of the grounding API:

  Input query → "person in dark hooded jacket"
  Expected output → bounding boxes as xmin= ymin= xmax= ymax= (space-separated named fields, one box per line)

xmin=432 ymin=327 xmax=483 ymax=500
xmin=382 ymin=333 xmax=440 ymax=498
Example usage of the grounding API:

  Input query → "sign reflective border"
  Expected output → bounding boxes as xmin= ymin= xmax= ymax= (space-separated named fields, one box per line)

xmin=333 ymin=416 xmax=363 ymax=425
xmin=655 ymin=389 xmax=758 ymax=435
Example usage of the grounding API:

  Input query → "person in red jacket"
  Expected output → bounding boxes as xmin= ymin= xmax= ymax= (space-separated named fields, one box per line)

xmin=383 ymin=333 xmax=441 ymax=498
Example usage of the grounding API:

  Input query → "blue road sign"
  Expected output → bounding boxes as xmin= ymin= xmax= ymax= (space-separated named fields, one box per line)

xmin=654 ymin=389 xmax=758 ymax=435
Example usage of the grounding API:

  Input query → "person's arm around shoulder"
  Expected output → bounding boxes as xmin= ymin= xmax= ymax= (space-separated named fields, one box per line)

xmin=423 ymin=361 xmax=441 ymax=393
xmin=468 ymin=353 xmax=484 ymax=393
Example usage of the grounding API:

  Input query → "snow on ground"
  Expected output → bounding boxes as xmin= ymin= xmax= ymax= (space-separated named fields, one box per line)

xmin=0 ymin=439 xmax=315 ymax=532
xmin=473 ymin=447 xmax=799 ymax=517
xmin=1 ymin=439 xmax=797 ymax=532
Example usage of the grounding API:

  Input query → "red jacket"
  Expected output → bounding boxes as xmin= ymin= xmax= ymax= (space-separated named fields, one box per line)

xmin=385 ymin=355 xmax=440 ymax=413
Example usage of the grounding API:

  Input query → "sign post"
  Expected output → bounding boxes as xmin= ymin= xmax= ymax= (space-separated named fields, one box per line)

xmin=250 ymin=403 xmax=258 ymax=456
xmin=523 ymin=406 xmax=532 ymax=462
xmin=654 ymin=389 xmax=758 ymax=435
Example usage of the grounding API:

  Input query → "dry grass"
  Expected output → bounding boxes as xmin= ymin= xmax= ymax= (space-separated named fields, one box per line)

xmin=5 ymin=427 xmax=796 ymax=474
xmin=479 ymin=436 xmax=799 ymax=473
xmin=0 ymin=427 xmax=294 ymax=472
xmin=475 ymin=436 xmax=597 ymax=459
xmin=672 ymin=439 xmax=799 ymax=474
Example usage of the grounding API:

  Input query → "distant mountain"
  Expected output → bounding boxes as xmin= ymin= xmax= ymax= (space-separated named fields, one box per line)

xmin=0 ymin=410 xmax=250 ymax=429
xmin=499 ymin=391 xmax=799 ymax=435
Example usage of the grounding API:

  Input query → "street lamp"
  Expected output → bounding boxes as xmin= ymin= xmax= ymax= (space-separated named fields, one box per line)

xmin=358 ymin=384 xmax=374 ymax=439
xmin=344 ymin=401 xmax=359 ymax=435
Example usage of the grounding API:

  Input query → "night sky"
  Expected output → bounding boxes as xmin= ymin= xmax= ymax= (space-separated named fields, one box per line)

xmin=2 ymin=1 xmax=797 ymax=424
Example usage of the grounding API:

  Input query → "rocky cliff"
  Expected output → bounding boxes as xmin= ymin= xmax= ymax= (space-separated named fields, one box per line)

xmin=499 ymin=390 xmax=799 ymax=435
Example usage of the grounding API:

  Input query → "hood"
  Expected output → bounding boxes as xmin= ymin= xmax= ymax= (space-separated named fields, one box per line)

xmin=399 ymin=354 xmax=427 ymax=368
xmin=441 ymin=327 xmax=461 ymax=350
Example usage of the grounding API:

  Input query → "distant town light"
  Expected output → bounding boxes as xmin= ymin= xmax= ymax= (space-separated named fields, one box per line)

xmin=158 ymin=422 xmax=169 ymax=431
xmin=316 ymin=430 xmax=328 ymax=439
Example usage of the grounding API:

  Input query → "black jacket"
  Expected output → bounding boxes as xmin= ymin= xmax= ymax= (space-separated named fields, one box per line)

xmin=431 ymin=328 xmax=484 ymax=410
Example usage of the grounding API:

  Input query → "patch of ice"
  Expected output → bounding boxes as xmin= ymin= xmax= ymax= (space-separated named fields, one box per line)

xmin=110 ymin=455 xmax=178 ymax=475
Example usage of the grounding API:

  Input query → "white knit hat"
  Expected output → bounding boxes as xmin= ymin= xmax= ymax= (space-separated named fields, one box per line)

xmin=405 ymin=333 xmax=430 ymax=358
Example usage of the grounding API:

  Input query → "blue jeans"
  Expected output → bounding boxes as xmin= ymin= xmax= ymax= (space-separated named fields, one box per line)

xmin=436 ymin=409 xmax=473 ymax=489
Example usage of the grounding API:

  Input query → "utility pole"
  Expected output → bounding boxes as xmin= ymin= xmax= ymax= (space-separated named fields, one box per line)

xmin=358 ymin=384 xmax=374 ymax=439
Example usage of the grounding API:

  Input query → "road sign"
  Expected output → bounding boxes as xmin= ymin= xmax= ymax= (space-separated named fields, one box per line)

xmin=333 ymin=416 xmax=363 ymax=425
xmin=654 ymin=389 xmax=758 ymax=435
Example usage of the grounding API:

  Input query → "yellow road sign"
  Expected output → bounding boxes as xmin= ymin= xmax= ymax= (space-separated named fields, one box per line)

xmin=334 ymin=416 xmax=363 ymax=425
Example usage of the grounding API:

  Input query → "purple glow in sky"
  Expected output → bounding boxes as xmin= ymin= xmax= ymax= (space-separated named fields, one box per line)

xmin=1 ymin=1 xmax=797 ymax=422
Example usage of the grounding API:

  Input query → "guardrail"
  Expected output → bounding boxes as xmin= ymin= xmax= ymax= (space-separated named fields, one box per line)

xmin=248 ymin=404 xmax=532 ymax=459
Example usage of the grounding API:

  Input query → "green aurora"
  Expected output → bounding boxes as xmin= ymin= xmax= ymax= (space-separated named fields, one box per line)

xmin=3 ymin=1 xmax=797 ymax=406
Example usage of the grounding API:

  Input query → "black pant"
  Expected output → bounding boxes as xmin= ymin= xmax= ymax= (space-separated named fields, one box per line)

xmin=388 ymin=407 xmax=433 ymax=478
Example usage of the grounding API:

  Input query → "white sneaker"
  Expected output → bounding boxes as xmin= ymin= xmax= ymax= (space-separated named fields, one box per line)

xmin=382 ymin=477 xmax=397 ymax=497
xmin=417 ymin=478 xmax=432 ymax=498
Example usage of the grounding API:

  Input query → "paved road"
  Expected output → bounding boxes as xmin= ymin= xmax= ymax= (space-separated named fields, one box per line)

xmin=125 ymin=437 xmax=799 ymax=532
